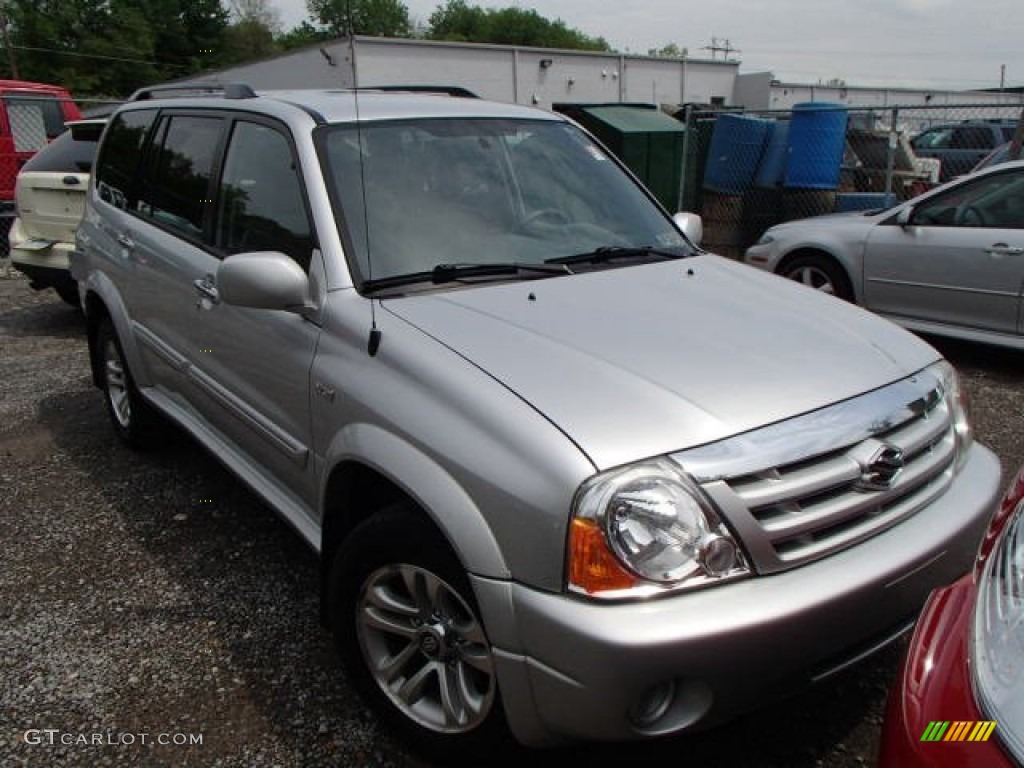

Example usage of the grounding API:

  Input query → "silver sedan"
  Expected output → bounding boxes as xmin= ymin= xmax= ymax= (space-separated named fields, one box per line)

xmin=745 ymin=160 xmax=1024 ymax=349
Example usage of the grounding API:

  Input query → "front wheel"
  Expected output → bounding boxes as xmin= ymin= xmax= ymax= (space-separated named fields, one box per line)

xmin=779 ymin=253 xmax=853 ymax=301
xmin=328 ymin=504 xmax=512 ymax=761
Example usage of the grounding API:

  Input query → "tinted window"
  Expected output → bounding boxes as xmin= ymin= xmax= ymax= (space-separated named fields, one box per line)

xmin=95 ymin=110 xmax=157 ymax=211
xmin=1001 ymin=126 xmax=1017 ymax=142
xmin=216 ymin=121 xmax=313 ymax=269
xmin=21 ymin=129 xmax=99 ymax=174
xmin=951 ymin=126 xmax=992 ymax=150
xmin=138 ymin=115 xmax=223 ymax=238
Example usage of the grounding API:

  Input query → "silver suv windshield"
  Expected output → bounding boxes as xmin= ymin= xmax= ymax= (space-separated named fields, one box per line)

xmin=319 ymin=118 xmax=689 ymax=289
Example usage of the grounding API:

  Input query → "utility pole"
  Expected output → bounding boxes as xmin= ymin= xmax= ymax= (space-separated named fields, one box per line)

xmin=0 ymin=4 xmax=18 ymax=79
xmin=1000 ymin=64 xmax=1006 ymax=92
xmin=703 ymin=37 xmax=741 ymax=61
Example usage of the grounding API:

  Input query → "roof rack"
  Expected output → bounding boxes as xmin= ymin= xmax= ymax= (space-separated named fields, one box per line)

xmin=129 ymin=83 xmax=257 ymax=102
xmin=356 ymin=85 xmax=479 ymax=99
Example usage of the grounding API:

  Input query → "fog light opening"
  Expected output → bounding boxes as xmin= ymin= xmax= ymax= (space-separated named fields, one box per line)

xmin=628 ymin=679 xmax=676 ymax=728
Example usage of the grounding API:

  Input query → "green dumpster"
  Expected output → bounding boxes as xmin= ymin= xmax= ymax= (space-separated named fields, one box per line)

xmin=555 ymin=103 xmax=686 ymax=212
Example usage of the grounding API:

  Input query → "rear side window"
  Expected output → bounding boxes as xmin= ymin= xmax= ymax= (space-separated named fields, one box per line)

xmin=95 ymin=109 xmax=158 ymax=211
xmin=137 ymin=115 xmax=224 ymax=238
xmin=21 ymin=129 xmax=99 ymax=174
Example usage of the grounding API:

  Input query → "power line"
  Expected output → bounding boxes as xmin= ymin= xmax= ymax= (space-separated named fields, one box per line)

xmin=10 ymin=44 xmax=195 ymax=71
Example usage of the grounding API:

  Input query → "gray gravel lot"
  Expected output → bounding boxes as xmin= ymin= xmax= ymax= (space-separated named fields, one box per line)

xmin=2 ymin=272 xmax=1022 ymax=768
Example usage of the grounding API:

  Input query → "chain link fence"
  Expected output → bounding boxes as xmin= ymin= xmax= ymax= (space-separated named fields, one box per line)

xmin=677 ymin=102 xmax=1024 ymax=259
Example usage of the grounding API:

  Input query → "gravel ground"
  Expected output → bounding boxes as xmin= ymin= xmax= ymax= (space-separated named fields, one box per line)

xmin=2 ymin=272 xmax=1022 ymax=768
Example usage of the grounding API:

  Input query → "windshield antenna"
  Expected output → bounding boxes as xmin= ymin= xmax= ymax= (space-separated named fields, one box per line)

xmin=347 ymin=2 xmax=382 ymax=357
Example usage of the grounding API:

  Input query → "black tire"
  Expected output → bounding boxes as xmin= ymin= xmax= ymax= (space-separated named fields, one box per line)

xmin=95 ymin=318 xmax=162 ymax=448
xmin=328 ymin=503 xmax=514 ymax=763
xmin=779 ymin=253 xmax=854 ymax=302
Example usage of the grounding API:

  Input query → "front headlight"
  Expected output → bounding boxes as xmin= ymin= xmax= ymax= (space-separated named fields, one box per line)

xmin=567 ymin=458 xmax=749 ymax=599
xmin=972 ymin=485 xmax=1024 ymax=764
xmin=755 ymin=233 xmax=775 ymax=246
xmin=930 ymin=360 xmax=973 ymax=470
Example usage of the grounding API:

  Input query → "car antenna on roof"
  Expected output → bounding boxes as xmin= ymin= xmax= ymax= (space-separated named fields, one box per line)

xmin=344 ymin=4 xmax=381 ymax=358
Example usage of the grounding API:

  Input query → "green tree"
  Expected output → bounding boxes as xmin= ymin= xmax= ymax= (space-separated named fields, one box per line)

xmin=428 ymin=1 xmax=609 ymax=51
xmin=306 ymin=0 xmax=410 ymax=37
xmin=222 ymin=0 xmax=281 ymax=64
xmin=648 ymin=43 xmax=685 ymax=58
xmin=277 ymin=20 xmax=331 ymax=51
xmin=4 ymin=0 xmax=231 ymax=97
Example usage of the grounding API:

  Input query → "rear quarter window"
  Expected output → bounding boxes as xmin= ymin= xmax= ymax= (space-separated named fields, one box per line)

xmin=21 ymin=129 xmax=99 ymax=174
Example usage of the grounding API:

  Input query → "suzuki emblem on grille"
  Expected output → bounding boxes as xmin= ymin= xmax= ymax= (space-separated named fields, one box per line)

xmin=855 ymin=442 xmax=905 ymax=492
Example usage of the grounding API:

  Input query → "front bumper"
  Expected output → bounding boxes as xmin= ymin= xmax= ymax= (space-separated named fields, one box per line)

xmin=878 ymin=573 xmax=1014 ymax=767
xmin=476 ymin=443 xmax=1001 ymax=746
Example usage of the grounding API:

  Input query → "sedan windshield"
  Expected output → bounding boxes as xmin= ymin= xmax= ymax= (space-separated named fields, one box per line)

xmin=319 ymin=118 xmax=689 ymax=288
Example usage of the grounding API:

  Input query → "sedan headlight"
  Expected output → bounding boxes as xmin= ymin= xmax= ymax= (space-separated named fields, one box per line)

xmin=930 ymin=360 xmax=973 ymax=470
xmin=567 ymin=458 xmax=749 ymax=599
xmin=755 ymin=233 xmax=775 ymax=246
xmin=972 ymin=478 xmax=1024 ymax=764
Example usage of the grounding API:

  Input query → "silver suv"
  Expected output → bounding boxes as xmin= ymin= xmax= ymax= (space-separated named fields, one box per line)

xmin=73 ymin=87 xmax=1001 ymax=759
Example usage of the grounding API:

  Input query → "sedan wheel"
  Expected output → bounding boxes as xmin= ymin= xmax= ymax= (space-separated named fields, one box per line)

xmin=780 ymin=254 xmax=853 ymax=301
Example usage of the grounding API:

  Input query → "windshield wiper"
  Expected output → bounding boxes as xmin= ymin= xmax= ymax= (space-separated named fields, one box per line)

xmin=362 ymin=261 xmax=570 ymax=294
xmin=430 ymin=262 xmax=571 ymax=282
xmin=546 ymin=245 xmax=690 ymax=267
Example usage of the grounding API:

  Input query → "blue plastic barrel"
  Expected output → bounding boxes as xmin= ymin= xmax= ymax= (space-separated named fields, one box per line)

xmin=702 ymin=114 xmax=772 ymax=194
xmin=753 ymin=120 xmax=789 ymax=188
xmin=784 ymin=103 xmax=848 ymax=190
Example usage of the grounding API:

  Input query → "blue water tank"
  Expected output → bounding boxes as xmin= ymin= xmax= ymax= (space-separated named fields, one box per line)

xmin=703 ymin=114 xmax=772 ymax=194
xmin=753 ymin=120 xmax=789 ymax=188
xmin=784 ymin=103 xmax=848 ymax=190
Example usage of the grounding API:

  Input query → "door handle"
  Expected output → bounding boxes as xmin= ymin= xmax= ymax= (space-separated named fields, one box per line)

xmin=193 ymin=276 xmax=220 ymax=304
xmin=985 ymin=243 xmax=1024 ymax=256
xmin=116 ymin=233 xmax=135 ymax=249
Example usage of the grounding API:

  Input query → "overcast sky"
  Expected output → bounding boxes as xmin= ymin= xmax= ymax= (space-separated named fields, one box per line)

xmin=269 ymin=0 xmax=1021 ymax=92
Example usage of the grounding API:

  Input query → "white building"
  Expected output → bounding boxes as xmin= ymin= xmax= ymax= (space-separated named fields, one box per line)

xmin=178 ymin=36 xmax=1023 ymax=123
xmin=735 ymin=72 xmax=1024 ymax=111
xmin=178 ymin=35 xmax=740 ymax=111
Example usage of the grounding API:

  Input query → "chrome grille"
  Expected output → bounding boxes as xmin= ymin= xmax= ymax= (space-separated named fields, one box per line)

xmin=673 ymin=371 xmax=957 ymax=574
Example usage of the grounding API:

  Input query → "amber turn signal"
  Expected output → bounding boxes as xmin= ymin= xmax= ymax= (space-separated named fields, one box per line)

xmin=568 ymin=517 xmax=637 ymax=594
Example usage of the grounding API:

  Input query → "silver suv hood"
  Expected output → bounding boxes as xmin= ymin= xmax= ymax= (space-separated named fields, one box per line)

xmin=385 ymin=256 xmax=940 ymax=470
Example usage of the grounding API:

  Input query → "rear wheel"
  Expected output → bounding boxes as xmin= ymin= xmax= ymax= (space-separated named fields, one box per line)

xmin=96 ymin=318 xmax=162 ymax=448
xmin=329 ymin=504 xmax=512 ymax=762
xmin=779 ymin=253 xmax=853 ymax=301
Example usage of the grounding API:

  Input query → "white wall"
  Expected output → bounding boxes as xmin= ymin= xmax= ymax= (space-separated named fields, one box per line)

xmin=178 ymin=36 xmax=739 ymax=111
